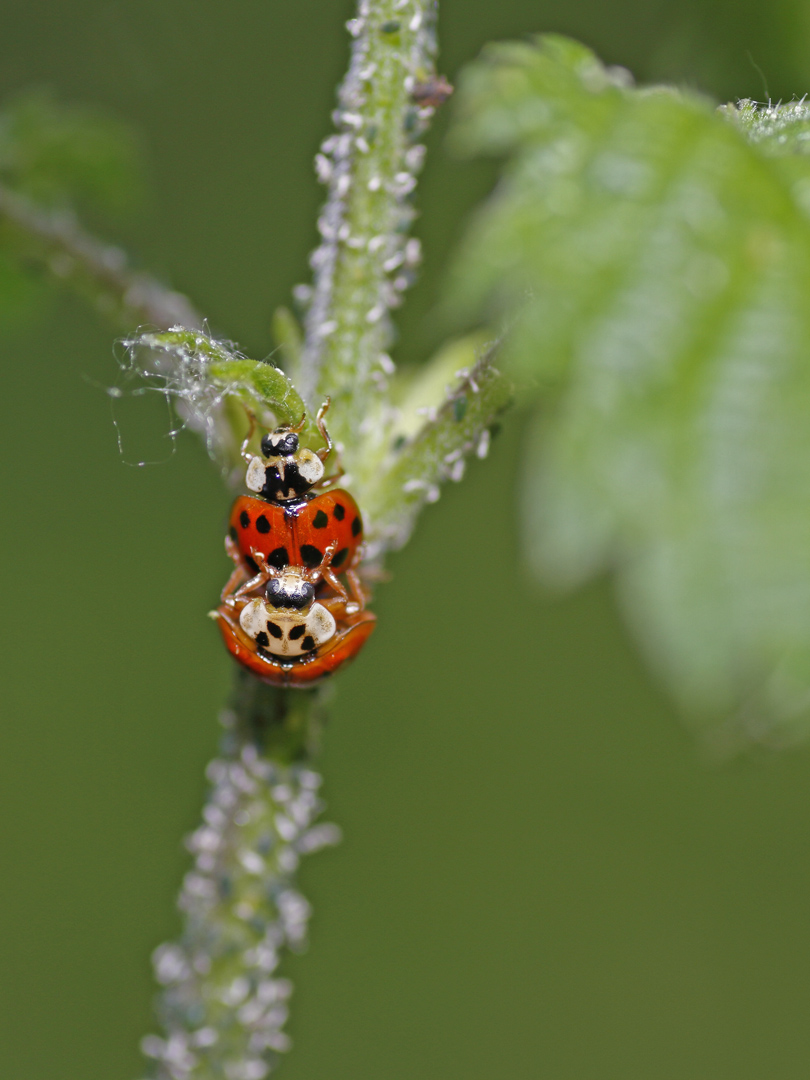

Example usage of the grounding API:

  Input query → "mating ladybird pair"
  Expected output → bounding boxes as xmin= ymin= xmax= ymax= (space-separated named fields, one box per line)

xmin=213 ymin=403 xmax=376 ymax=687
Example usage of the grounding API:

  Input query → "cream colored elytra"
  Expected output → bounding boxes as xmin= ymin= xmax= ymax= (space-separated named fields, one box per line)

xmin=239 ymin=597 xmax=336 ymax=658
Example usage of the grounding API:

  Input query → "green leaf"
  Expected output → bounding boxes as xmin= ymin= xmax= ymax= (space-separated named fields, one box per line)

xmin=450 ymin=35 xmax=810 ymax=747
xmin=129 ymin=329 xmax=324 ymax=469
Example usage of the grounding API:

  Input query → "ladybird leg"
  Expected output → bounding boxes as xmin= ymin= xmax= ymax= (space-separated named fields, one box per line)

xmin=319 ymin=595 xmax=350 ymax=619
xmin=345 ymin=567 xmax=367 ymax=612
xmin=319 ymin=545 xmax=352 ymax=605
xmin=214 ymin=603 xmax=241 ymax=632
xmin=315 ymin=461 xmax=345 ymax=491
xmin=345 ymin=543 xmax=370 ymax=610
xmin=305 ymin=539 xmax=349 ymax=602
xmin=223 ymin=536 xmax=271 ymax=603
xmin=222 ymin=564 xmax=249 ymax=603
xmin=290 ymin=409 xmax=307 ymax=434
xmin=239 ymin=408 xmax=258 ymax=464
xmin=315 ymin=398 xmax=333 ymax=463
xmin=233 ymin=548 xmax=276 ymax=600
xmin=221 ymin=535 xmax=250 ymax=603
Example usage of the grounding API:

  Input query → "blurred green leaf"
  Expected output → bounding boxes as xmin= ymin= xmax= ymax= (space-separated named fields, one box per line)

xmin=0 ymin=91 xmax=145 ymax=332
xmin=0 ymin=90 xmax=141 ymax=215
xmin=450 ymin=35 xmax=810 ymax=747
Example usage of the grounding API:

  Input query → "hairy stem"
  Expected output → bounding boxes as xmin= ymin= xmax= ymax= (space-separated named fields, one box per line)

xmin=0 ymin=183 xmax=200 ymax=330
xmin=141 ymin=679 xmax=339 ymax=1080
xmin=298 ymin=0 xmax=439 ymax=460
xmin=362 ymin=344 xmax=512 ymax=557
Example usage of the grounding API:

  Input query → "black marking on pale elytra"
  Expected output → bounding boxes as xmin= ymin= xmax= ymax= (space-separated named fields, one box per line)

xmin=268 ymin=547 xmax=289 ymax=569
xmin=333 ymin=503 xmax=346 ymax=521
xmin=229 ymin=526 xmax=238 ymax=542
xmin=266 ymin=621 xmax=283 ymax=639
xmin=300 ymin=544 xmax=322 ymax=569
xmin=302 ymin=635 xmax=315 ymax=652
xmin=312 ymin=509 xmax=328 ymax=529
xmin=256 ymin=515 xmax=270 ymax=534
xmin=332 ymin=547 xmax=348 ymax=569
xmin=255 ymin=630 xmax=270 ymax=648
xmin=351 ymin=516 xmax=362 ymax=537
xmin=289 ymin=625 xmax=306 ymax=640
xmin=239 ymin=510 xmax=250 ymax=529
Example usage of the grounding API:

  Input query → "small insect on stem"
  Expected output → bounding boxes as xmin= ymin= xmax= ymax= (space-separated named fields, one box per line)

xmin=411 ymin=75 xmax=454 ymax=109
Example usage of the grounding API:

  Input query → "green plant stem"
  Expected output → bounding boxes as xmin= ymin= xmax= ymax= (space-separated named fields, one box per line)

xmin=0 ymin=182 xmax=200 ymax=329
xmin=142 ymin=678 xmax=337 ymax=1080
xmin=140 ymin=5 xmax=446 ymax=1075
xmin=298 ymin=0 xmax=438 ymax=460
xmin=361 ymin=345 xmax=512 ymax=557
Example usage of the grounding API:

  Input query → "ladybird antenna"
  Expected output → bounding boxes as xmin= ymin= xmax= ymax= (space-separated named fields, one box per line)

xmin=239 ymin=408 xmax=258 ymax=464
xmin=315 ymin=398 xmax=333 ymax=462
xmin=290 ymin=411 xmax=307 ymax=434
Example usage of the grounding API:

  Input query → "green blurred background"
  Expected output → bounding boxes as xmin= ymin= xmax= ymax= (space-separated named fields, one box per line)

xmin=3 ymin=2 xmax=810 ymax=1077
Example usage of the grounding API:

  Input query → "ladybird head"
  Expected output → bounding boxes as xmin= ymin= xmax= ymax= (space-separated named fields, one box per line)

xmin=261 ymin=429 xmax=299 ymax=457
xmin=266 ymin=568 xmax=315 ymax=611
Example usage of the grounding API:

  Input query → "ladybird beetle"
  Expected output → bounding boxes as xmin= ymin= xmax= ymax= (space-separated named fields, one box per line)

xmin=227 ymin=402 xmax=366 ymax=609
xmin=215 ymin=403 xmax=376 ymax=687
xmin=214 ymin=542 xmax=376 ymax=687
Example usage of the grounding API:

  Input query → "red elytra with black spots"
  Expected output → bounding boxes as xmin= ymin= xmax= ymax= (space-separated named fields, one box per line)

xmin=228 ymin=488 xmax=364 ymax=576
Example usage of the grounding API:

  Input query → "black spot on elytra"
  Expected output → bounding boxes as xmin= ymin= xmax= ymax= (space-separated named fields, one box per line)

xmin=312 ymin=509 xmax=328 ymax=529
xmin=300 ymin=544 xmax=322 ymax=569
xmin=266 ymin=621 xmax=283 ymax=639
xmin=229 ymin=526 xmax=238 ymax=542
xmin=332 ymin=547 xmax=348 ymax=569
xmin=333 ymin=503 xmax=346 ymax=521
xmin=351 ymin=516 xmax=362 ymax=537
xmin=245 ymin=555 xmax=259 ymax=575
xmin=267 ymin=547 xmax=289 ymax=569
xmin=255 ymin=631 xmax=269 ymax=648
xmin=302 ymin=635 xmax=315 ymax=652
xmin=239 ymin=510 xmax=250 ymax=529
xmin=256 ymin=514 xmax=270 ymax=534
xmin=289 ymin=624 xmax=306 ymax=640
